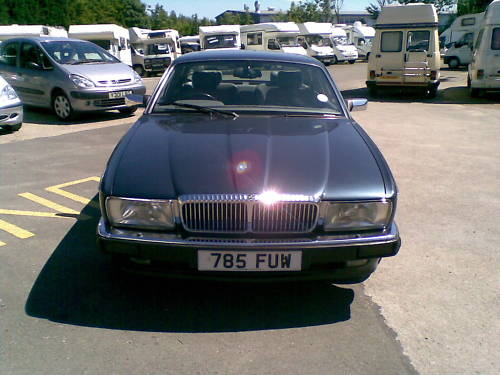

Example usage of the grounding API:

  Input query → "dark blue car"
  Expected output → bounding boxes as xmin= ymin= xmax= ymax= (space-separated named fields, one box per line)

xmin=97 ymin=50 xmax=400 ymax=283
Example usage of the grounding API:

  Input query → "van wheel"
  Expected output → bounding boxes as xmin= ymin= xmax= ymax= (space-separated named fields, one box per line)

xmin=348 ymin=60 xmax=356 ymax=64
xmin=366 ymin=52 xmax=370 ymax=60
xmin=368 ymin=86 xmax=378 ymax=97
xmin=52 ymin=92 xmax=75 ymax=121
xmin=332 ymin=55 xmax=338 ymax=65
xmin=427 ymin=87 xmax=438 ymax=98
xmin=469 ymin=87 xmax=482 ymax=98
xmin=133 ymin=65 xmax=144 ymax=77
xmin=448 ymin=57 xmax=460 ymax=69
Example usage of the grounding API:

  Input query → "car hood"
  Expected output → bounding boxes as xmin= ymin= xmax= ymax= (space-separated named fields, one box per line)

xmin=62 ymin=62 xmax=135 ymax=81
xmin=104 ymin=114 xmax=388 ymax=200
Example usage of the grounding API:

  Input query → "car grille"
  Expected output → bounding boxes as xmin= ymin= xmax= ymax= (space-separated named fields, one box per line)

xmin=180 ymin=194 xmax=319 ymax=234
xmin=94 ymin=98 xmax=125 ymax=107
xmin=97 ymin=78 xmax=132 ymax=86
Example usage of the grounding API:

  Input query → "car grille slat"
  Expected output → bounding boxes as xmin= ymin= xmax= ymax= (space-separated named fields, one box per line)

xmin=180 ymin=195 xmax=318 ymax=234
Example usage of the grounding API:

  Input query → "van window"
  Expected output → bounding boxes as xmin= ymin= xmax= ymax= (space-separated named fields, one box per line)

xmin=407 ymin=31 xmax=430 ymax=51
xmin=0 ymin=42 xmax=18 ymax=66
xmin=381 ymin=31 xmax=402 ymax=52
xmin=461 ymin=18 xmax=475 ymax=27
xmin=491 ymin=28 xmax=500 ymax=50
xmin=247 ymin=33 xmax=262 ymax=46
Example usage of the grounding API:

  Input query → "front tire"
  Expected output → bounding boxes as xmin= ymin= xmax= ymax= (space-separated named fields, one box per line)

xmin=469 ymin=87 xmax=482 ymax=97
xmin=118 ymin=107 xmax=138 ymax=115
xmin=448 ymin=57 xmax=460 ymax=69
xmin=427 ymin=86 xmax=438 ymax=98
xmin=332 ymin=55 xmax=338 ymax=65
xmin=52 ymin=92 xmax=75 ymax=121
xmin=10 ymin=123 xmax=22 ymax=131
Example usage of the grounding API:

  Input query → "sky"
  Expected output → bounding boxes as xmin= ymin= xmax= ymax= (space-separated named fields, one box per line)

xmin=144 ymin=0 xmax=373 ymax=19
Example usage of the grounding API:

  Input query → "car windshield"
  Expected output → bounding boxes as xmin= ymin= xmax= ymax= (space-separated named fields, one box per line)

xmin=41 ymin=40 xmax=119 ymax=65
xmin=332 ymin=36 xmax=349 ymax=46
xmin=277 ymin=36 xmax=300 ymax=47
xmin=204 ymin=34 xmax=238 ymax=49
xmin=307 ymin=35 xmax=332 ymax=47
xmin=153 ymin=60 xmax=343 ymax=115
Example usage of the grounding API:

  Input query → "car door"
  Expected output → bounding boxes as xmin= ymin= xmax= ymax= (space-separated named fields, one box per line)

xmin=17 ymin=41 xmax=53 ymax=107
xmin=485 ymin=27 xmax=500 ymax=85
xmin=404 ymin=30 xmax=431 ymax=84
xmin=374 ymin=30 xmax=404 ymax=83
xmin=0 ymin=41 xmax=21 ymax=91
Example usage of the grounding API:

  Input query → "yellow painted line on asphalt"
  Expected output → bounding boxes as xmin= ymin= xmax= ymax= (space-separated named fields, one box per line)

xmin=19 ymin=192 xmax=81 ymax=214
xmin=0 ymin=209 xmax=71 ymax=219
xmin=0 ymin=241 xmax=6 ymax=247
xmin=0 ymin=219 xmax=35 ymax=239
xmin=46 ymin=176 xmax=100 ymax=208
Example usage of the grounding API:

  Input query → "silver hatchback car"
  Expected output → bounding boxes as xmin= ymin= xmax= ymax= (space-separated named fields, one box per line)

xmin=0 ymin=37 xmax=146 ymax=120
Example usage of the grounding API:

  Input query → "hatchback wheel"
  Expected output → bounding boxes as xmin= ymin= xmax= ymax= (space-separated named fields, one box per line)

xmin=448 ymin=57 xmax=460 ymax=69
xmin=52 ymin=93 xmax=75 ymax=121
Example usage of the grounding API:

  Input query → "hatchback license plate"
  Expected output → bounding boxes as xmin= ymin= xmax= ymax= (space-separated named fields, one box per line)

xmin=198 ymin=250 xmax=302 ymax=271
xmin=109 ymin=90 xmax=132 ymax=99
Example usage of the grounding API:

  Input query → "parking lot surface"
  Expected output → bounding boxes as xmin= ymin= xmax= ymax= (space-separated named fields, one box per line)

xmin=1 ymin=62 xmax=498 ymax=375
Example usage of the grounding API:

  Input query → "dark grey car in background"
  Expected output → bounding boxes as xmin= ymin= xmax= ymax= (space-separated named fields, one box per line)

xmin=97 ymin=50 xmax=401 ymax=283
xmin=0 ymin=37 xmax=146 ymax=120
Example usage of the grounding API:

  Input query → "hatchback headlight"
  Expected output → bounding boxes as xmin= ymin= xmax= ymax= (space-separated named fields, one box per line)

xmin=106 ymin=197 xmax=176 ymax=230
xmin=323 ymin=201 xmax=392 ymax=231
xmin=1 ymin=84 xmax=19 ymax=100
xmin=69 ymin=74 xmax=95 ymax=88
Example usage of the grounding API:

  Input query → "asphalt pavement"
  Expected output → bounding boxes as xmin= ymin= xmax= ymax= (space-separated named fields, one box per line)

xmin=0 ymin=62 xmax=498 ymax=375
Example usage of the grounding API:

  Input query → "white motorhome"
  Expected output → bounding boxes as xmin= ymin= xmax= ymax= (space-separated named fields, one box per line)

xmin=199 ymin=25 xmax=241 ymax=51
xmin=344 ymin=21 xmax=375 ymax=59
xmin=366 ymin=3 xmax=440 ymax=97
xmin=129 ymin=27 xmax=181 ymax=76
xmin=297 ymin=22 xmax=336 ymax=64
xmin=179 ymin=35 xmax=201 ymax=54
xmin=468 ymin=0 xmax=500 ymax=97
xmin=330 ymin=26 xmax=359 ymax=63
xmin=0 ymin=25 xmax=67 ymax=41
xmin=443 ymin=12 xmax=485 ymax=68
xmin=68 ymin=24 xmax=132 ymax=66
xmin=240 ymin=22 xmax=307 ymax=55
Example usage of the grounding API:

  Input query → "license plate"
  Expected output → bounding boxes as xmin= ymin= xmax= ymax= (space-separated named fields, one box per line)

xmin=198 ymin=250 xmax=302 ymax=271
xmin=109 ymin=90 xmax=132 ymax=99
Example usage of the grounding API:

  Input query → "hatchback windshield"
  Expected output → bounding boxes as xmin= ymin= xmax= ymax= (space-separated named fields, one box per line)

xmin=154 ymin=60 xmax=342 ymax=115
xmin=41 ymin=40 xmax=118 ymax=65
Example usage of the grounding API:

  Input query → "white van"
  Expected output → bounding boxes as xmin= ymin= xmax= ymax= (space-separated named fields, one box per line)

xmin=344 ymin=21 xmax=375 ymax=59
xmin=330 ymin=26 xmax=359 ymax=63
xmin=0 ymin=25 xmax=67 ymax=41
xmin=199 ymin=25 xmax=241 ymax=51
xmin=240 ymin=22 xmax=307 ymax=55
xmin=366 ymin=3 xmax=440 ymax=97
xmin=443 ymin=12 xmax=484 ymax=68
xmin=129 ymin=27 xmax=181 ymax=76
xmin=297 ymin=22 xmax=336 ymax=64
xmin=468 ymin=0 xmax=500 ymax=97
xmin=68 ymin=24 xmax=132 ymax=66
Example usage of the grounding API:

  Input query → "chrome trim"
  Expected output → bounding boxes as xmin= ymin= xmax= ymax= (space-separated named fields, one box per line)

xmin=97 ymin=218 xmax=400 ymax=249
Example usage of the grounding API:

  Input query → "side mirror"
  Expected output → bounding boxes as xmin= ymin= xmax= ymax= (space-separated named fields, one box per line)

xmin=126 ymin=94 xmax=150 ymax=108
xmin=347 ymin=98 xmax=368 ymax=112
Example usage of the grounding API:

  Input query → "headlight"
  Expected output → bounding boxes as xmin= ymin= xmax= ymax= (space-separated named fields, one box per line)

xmin=1 ymin=84 xmax=19 ymax=100
xmin=323 ymin=201 xmax=392 ymax=231
xmin=105 ymin=197 xmax=176 ymax=230
xmin=132 ymin=70 xmax=142 ymax=83
xmin=69 ymin=74 xmax=94 ymax=88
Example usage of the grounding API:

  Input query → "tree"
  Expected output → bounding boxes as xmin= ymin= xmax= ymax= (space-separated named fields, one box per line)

xmin=457 ymin=0 xmax=491 ymax=15
xmin=331 ymin=0 xmax=344 ymax=24
xmin=366 ymin=0 xmax=395 ymax=19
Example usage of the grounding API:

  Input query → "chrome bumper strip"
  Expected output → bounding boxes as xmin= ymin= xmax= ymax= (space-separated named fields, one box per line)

xmin=97 ymin=218 xmax=400 ymax=249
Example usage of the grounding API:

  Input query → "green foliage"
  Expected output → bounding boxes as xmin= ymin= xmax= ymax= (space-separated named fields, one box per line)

xmin=457 ymin=0 xmax=491 ymax=16
xmin=283 ymin=0 xmax=340 ymax=23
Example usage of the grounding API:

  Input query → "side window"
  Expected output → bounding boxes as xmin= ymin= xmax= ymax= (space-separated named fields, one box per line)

xmin=21 ymin=43 xmax=42 ymax=69
xmin=381 ymin=31 xmax=402 ymax=52
xmin=462 ymin=33 xmax=473 ymax=45
xmin=407 ymin=30 xmax=430 ymax=51
xmin=267 ymin=39 xmax=280 ymax=50
xmin=247 ymin=33 xmax=262 ymax=45
xmin=0 ymin=42 xmax=19 ymax=66
xmin=461 ymin=18 xmax=475 ymax=27
xmin=491 ymin=28 xmax=500 ymax=50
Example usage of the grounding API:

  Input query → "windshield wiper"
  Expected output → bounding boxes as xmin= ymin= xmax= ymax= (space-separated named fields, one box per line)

xmin=273 ymin=112 xmax=342 ymax=118
xmin=167 ymin=101 xmax=239 ymax=119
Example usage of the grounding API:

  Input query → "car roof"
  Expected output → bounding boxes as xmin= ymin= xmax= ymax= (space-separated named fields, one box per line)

xmin=173 ymin=50 xmax=323 ymax=67
xmin=2 ymin=37 xmax=91 ymax=43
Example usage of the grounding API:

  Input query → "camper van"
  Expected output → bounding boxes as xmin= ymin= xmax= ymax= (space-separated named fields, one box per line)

xmin=297 ymin=22 xmax=336 ymax=64
xmin=199 ymin=25 xmax=241 ymax=51
xmin=68 ymin=24 xmax=132 ymax=66
xmin=344 ymin=21 xmax=375 ymax=59
xmin=179 ymin=35 xmax=201 ymax=54
xmin=330 ymin=26 xmax=359 ymax=63
xmin=366 ymin=3 xmax=440 ymax=97
xmin=442 ymin=12 xmax=484 ymax=68
xmin=129 ymin=27 xmax=181 ymax=76
xmin=468 ymin=0 xmax=500 ymax=97
xmin=0 ymin=25 xmax=67 ymax=41
xmin=241 ymin=22 xmax=307 ymax=55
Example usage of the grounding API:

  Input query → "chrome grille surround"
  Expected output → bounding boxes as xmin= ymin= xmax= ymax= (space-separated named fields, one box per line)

xmin=179 ymin=194 xmax=319 ymax=234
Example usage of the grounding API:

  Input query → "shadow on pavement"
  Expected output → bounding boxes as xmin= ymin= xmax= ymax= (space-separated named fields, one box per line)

xmin=25 ymin=196 xmax=354 ymax=333
xmin=342 ymin=86 xmax=500 ymax=105
xmin=23 ymin=106 xmax=138 ymax=126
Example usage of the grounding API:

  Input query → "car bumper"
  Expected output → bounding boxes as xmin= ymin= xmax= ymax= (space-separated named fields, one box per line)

xmin=69 ymin=85 xmax=146 ymax=111
xmin=366 ymin=80 xmax=440 ymax=88
xmin=470 ymin=77 xmax=500 ymax=90
xmin=97 ymin=218 xmax=401 ymax=282
xmin=0 ymin=102 xmax=23 ymax=127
